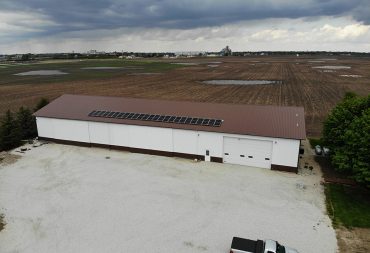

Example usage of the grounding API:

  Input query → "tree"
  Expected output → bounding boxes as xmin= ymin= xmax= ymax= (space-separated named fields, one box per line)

xmin=16 ymin=106 xmax=37 ymax=139
xmin=0 ymin=110 xmax=22 ymax=151
xmin=322 ymin=93 xmax=370 ymax=151
xmin=34 ymin=98 xmax=49 ymax=112
xmin=323 ymin=93 xmax=370 ymax=187
xmin=332 ymin=108 xmax=370 ymax=185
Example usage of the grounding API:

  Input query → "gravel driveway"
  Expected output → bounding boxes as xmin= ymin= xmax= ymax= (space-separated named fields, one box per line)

xmin=0 ymin=143 xmax=337 ymax=253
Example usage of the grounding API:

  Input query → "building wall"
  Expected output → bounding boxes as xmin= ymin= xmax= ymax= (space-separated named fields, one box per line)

xmin=36 ymin=117 xmax=300 ymax=168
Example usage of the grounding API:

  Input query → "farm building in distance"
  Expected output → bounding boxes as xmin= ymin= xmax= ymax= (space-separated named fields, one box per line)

xmin=34 ymin=94 xmax=306 ymax=172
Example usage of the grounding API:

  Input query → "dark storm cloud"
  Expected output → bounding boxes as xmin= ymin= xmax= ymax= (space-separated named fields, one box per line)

xmin=1 ymin=0 xmax=369 ymax=34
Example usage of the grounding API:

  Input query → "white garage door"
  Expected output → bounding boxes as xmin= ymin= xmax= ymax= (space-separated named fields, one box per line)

xmin=223 ymin=137 xmax=273 ymax=169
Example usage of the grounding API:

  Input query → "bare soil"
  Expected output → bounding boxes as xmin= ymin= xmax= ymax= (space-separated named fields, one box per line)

xmin=1 ymin=56 xmax=369 ymax=137
xmin=337 ymin=227 xmax=370 ymax=253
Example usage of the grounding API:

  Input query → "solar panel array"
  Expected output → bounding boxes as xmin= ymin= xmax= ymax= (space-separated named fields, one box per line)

xmin=88 ymin=110 xmax=223 ymax=127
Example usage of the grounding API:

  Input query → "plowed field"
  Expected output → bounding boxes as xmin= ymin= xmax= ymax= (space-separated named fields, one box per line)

xmin=1 ymin=56 xmax=369 ymax=136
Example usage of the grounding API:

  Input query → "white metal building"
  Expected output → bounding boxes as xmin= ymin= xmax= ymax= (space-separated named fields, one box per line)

xmin=35 ymin=94 xmax=306 ymax=172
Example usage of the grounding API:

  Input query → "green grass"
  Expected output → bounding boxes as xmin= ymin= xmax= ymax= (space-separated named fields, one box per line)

xmin=0 ymin=59 xmax=182 ymax=85
xmin=309 ymin=138 xmax=323 ymax=148
xmin=325 ymin=184 xmax=370 ymax=228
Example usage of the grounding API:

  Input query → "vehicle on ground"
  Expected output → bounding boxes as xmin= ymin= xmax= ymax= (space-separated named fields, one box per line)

xmin=230 ymin=237 xmax=299 ymax=253
xmin=322 ymin=147 xmax=330 ymax=156
xmin=314 ymin=145 xmax=322 ymax=155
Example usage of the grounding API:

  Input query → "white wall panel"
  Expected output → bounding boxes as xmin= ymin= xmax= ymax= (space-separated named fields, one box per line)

xmin=271 ymin=138 xmax=300 ymax=167
xmin=197 ymin=132 xmax=223 ymax=157
xmin=53 ymin=119 xmax=89 ymax=143
xmin=128 ymin=125 xmax=173 ymax=152
xmin=109 ymin=123 xmax=130 ymax=147
xmin=88 ymin=122 xmax=110 ymax=145
xmin=173 ymin=129 xmax=198 ymax=154
xmin=36 ymin=117 xmax=55 ymax=139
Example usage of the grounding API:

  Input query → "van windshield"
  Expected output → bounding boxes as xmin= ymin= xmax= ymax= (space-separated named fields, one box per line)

xmin=276 ymin=243 xmax=286 ymax=253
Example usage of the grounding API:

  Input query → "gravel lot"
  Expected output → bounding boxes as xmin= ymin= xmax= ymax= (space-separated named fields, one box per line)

xmin=0 ymin=143 xmax=337 ymax=253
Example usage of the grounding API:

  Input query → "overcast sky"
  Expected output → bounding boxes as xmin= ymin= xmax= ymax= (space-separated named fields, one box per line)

xmin=1 ymin=0 xmax=370 ymax=53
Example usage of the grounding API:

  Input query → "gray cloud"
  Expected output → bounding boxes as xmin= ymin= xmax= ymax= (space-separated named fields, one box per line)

xmin=1 ymin=0 xmax=370 ymax=53
xmin=1 ymin=0 xmax=369 ymax=34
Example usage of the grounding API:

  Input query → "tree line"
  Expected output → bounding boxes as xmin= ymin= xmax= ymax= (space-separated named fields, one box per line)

xmin=323 ymin=92 xmax=370 ymax=187
xmin=0 ymin=98 xmax=49 ymax=151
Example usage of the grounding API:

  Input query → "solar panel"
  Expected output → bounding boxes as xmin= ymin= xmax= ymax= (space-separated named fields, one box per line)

xmin=202 ymin=119 xmax=210 ymax=126
xmin=126 ymin=113 xmax=134 ymax=119
xmin=148 ymin=114 xmax=155 ymax=120
xmin=142 ymin=114 xmax=150 ymax=120
xmin=163 ymin=116 xmax=171 ymax=122
xmin=152 ymin=115 xmax=160 ymax=121
xmin=95 ymin=111 xmax=104 ymax=117
xmin=169 ymin=116 xmax=176 ymax=123
xmin=117 ymin=112 xmax=125 ymax=118
xmin=214 ymin=120 xmax=222 ymax=127
xmin=179 ymin=117 xmax=187 ymax=124
xmin=190 ymin=118 xmax=198 ymax=124
xmin=88 ymin=110 xmax=97 ymax=117
xmin=195 ymin=118 xmax=203 ymax=125
xmin=174 ymin=117 xmax=181 ymax=123
xmin=121 ymin=112 xmax=130 ymax=119
xmin=137 ymin=114 xmax=145 ymax=120
xmin=88 ymin=110 xmax=223 ymax=127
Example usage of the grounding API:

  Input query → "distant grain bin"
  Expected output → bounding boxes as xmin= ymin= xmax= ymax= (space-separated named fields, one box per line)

xmin=220 ymin=46 xmax=232 ymax=56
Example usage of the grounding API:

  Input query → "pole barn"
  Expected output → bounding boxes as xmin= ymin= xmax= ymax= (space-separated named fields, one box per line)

xmin=34 ymin=94 xmax=306 ymax=173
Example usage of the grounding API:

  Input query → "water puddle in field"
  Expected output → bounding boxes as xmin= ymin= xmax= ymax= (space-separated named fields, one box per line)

xmin=81 ymin=67 xmax=143 ymax=70
xmin=202 ymin=80 xmax=282 ymax=85
xmin=340 ymin=74 xmax=362 ymax=78
xmin=318 ymin=58 xmax=337 ymax=61
xmin=171 ymin=62 xmax=199 ymax=65
xmin=15 ymin=70 xmax=69 ymax=76
xmin=312 ymin=65 xmax=351 ymax=70
xmin=308 ymin=60 xmax=325 ymax=63
xmin=207 ymin=61 xmax=222 ymax=64
xmin=207 ymin=65 xmax=219 ymax=68
xmin=128 ymin=72 xmax=163 ymax=75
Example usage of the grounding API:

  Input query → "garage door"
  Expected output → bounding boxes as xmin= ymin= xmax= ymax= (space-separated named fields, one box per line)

xmin=223 ymin=137 xmax=273 ymax=169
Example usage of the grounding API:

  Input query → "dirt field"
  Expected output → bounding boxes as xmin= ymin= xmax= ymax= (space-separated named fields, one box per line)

xmin=1 ymin=56 xmax=369 ymax=136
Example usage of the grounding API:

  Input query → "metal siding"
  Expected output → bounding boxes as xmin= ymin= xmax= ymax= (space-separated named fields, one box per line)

xmin=128 ymin=125 xmax=173 ymax=152
xmin=36 ymin=117 xmax=55 ymax=139
xmin=36 ymin=117 xmax=300 ymax=168
xmin=88 ymin=122 xmax=110 ymax=145
xmin=173 ymin=129 xmax=198 ymax=154
xmin=53 ymin=119 xmax=90 ymax=143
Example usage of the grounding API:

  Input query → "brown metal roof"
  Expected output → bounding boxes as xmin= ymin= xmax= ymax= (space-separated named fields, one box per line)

xmin=34 ymin=94 xmax=306 ymax=140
